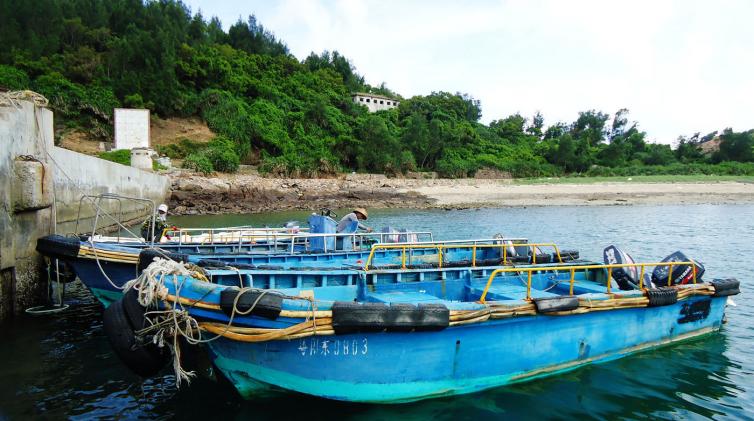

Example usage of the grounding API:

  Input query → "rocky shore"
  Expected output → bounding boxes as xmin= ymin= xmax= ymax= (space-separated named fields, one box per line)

xmin=167 ymin=171 xmax=754 ymax=215
xmin=167 ymin=172 xmax=442 ymax=214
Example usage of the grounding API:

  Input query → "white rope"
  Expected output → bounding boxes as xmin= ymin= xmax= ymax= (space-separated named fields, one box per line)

xmin=0 ymin=90 xmax=49 ymax=108
xmin=123 ymin=258 xmax=190 ymax=305
xmin=123 ymin=258 xmax=196 ymax=386
xmin=124 ymin=257 xmax=281 ymax=387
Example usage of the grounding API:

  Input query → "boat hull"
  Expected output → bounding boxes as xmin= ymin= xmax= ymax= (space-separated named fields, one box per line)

xmin=207 ymin=296 xmax=726 ymax=403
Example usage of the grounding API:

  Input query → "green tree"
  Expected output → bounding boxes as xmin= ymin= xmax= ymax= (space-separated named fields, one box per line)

xmin=715 ymin=129 xmax=754 ymax=162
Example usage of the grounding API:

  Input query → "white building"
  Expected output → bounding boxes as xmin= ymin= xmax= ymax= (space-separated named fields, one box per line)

xmin=113 ymin=108 xmax=150 ymax=150
xmin=352 ymin=93 xmax=400 ymax=112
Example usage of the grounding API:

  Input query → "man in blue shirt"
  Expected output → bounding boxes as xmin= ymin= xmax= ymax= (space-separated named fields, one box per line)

xmin=336 ymin=208 xmax=372 ymax=233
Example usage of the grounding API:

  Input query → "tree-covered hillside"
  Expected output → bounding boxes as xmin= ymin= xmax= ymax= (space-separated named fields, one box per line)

xmin=1 ymin=0 xmax=752 ymax=177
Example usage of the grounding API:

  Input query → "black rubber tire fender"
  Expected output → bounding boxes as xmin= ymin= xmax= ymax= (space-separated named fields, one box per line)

xmin=196 ymin=259 xmax=229 ymax=268
xmin=478 ymin=258 xmax=504 ymax=266
xmin=122 ymin=288 xmax=149 ymax=330
xmin=414 ymin=303 xmax=450 ymax=331
xmin=384 ymin=303 xmax=418 ymax=332
xmin=533 ymin=296 xmax=579 ymax=313
xmin=405 ymin=263 xmax=436 ymax=269
xmin=557 ymin=250 xmax=580 ymax=262
xmin=712 ymin=288 xmax=740 ymax=297
xmin=531 ymin=253 xmax=553 ymax=264
xmin=646 ymin=287 xmax=678 ymax=307
xmin=137 ymin=249 xmax=189 ymax=273
xmin=36 ymin=235 xmax=81 ymax=259
xmin=121 ymin=289 xmax=170 ymax=364
xmin=332 ymin=301 xmax=388 ymax=334
xmin=442 ymin=259 xmax=472 ymax=268
xmin=230 ymin=263 xmax=257 ymax=269
xmin=102 ymin=299 xmax=170 ymax=377
xmin=219 ymin=287 xmax=283 ymax=320
xmin=711 ymin=278 xmax=740 ymax=297
xmin=255 ymin=265 xmax=285 ymax=271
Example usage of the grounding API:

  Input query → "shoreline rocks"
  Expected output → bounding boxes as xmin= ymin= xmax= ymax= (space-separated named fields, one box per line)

xmin=167 ymin=172 xmax=439 ymax=215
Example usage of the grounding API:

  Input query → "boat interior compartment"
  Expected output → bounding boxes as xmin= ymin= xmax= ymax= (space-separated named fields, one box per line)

xmin=203 ymin=262 xmax=617 ymax=305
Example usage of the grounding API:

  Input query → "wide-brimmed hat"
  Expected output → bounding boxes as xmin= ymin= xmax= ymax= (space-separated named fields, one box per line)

xmin=157 ymin=204 xmax=168 ymax=213
xmin=353 ymin=208 xmax=368 ymax=219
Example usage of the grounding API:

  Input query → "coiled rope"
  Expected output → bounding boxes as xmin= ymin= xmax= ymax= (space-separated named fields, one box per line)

xmin=0 ymin=90 xmax=49 ymax=108
xmin=125 ymin=258 xmax=278 ymax=386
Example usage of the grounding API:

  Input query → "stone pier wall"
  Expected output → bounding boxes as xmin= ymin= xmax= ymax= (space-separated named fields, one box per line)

xmin=0 ymin=100 xmax=169 ymax=322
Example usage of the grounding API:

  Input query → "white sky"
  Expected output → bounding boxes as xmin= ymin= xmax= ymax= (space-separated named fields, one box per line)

xmin=184 ymin=0 xmax=754 ymax=144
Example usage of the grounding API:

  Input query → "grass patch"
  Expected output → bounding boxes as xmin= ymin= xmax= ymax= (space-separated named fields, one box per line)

xmin=98 ymin=149 xmax=131 ymax=166
xmin=514 ymin=175 xmax=754 ymax=185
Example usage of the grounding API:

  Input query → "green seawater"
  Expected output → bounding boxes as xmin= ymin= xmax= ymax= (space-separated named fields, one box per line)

xmin=1 ymin=204 xmax=752 ymax=419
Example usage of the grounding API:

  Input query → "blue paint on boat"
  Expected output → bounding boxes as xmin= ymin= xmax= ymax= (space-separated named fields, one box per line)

xmin=148 ymin=262 xmax=731 ymax=403
xmin=201 ymin=296 xmax=725 ymax=403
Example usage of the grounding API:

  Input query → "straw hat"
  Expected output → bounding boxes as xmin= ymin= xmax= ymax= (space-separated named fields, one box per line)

xmin=353 ymin=208 xmax=368 ymax=219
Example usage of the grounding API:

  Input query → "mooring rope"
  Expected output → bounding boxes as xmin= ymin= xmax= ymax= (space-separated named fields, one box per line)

xmin=127 ymin=258 xmax=277 ymax=386
xmin=0 ymin=90 xmax=49 ymax=108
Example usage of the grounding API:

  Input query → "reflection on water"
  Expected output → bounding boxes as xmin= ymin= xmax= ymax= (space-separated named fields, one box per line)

xmin=1 ymin=204 xmax=753 ymax=419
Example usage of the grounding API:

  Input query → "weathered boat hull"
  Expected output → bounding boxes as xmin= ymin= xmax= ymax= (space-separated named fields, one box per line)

xmin=206 ymin=296 xmax=726 ymax=403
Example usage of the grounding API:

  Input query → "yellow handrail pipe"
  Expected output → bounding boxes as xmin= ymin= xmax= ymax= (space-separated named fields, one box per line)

xmin=479 ymin=261 xmax=698 ymax=303
xmin=364 ymin=242 xmax=564 ymax=271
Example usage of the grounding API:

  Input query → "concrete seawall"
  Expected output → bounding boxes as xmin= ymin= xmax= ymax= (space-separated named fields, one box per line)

xmin=0 ymin=99 xmax=169 ymax=322
xmin=51 ymin=147 xmax=170 ymax=235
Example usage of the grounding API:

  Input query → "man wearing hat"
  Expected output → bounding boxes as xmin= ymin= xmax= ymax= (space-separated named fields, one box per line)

xmin=141 ymin=203 xmax=170 ymax=242
xmin=336 ymin=208 xmax=373 ymax=233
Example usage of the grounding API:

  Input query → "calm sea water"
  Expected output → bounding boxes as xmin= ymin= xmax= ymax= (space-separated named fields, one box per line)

xmin=1 ymin=204 xmax=752 ymax=420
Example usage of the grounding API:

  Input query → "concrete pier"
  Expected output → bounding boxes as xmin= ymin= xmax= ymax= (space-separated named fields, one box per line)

xmin=0 ymin=99 xmax=169 ymax=322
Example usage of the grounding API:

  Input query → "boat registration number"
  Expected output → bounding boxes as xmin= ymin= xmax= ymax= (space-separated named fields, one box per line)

xmin=297 ymin=337 xmax=368 ymax=357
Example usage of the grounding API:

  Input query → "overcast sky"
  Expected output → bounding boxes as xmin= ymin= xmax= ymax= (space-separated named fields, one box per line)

xmin=184 ymin=0 xmax=753 ymax=144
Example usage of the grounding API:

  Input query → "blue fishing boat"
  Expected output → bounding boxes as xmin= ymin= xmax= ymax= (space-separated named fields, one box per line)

xmin=34 ymin=208 xmax=441 ymax=305
xmin=35 ymin=232 xmax=551 ymax=306
xmin=102 ymin=244 xmax=740 ymax=403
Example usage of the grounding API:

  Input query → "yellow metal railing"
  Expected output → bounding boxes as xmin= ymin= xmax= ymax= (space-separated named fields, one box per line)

xmin=364 ymin=242 xmax=565 ymax=271
xmin=478 ymin=261 xmax=698 ymax=303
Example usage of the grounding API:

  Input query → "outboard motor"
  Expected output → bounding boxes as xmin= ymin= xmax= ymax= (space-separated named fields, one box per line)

xmin=651 ymin=251 xmax=705 ymax=286
xmin=603 ymin=245 xmax=639 ymax=290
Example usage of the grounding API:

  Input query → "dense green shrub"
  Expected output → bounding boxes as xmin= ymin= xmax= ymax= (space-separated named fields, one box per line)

xmin=0 ymin=65 xmax=30 ymax=90
xmin=183 ymin=153 xmax=214 ymax=174
xmin=33 ymin=72 xmax=85 ymax=118
xmin=205 ymin=137 xmax=240 ymax=173
xmin=436 ymin=149 xmax=477 ymax=178
xmin=175 ymin=137 xmax=240 ymax=174
xmin=123 ymin=93 xmax=145 ymax=108
xmin=156 ymin=138 xmax=205 ymax=159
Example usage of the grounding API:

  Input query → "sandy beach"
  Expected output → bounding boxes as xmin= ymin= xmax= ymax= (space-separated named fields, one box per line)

xmin=407 ymin=181 xmax=754 ymax=208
